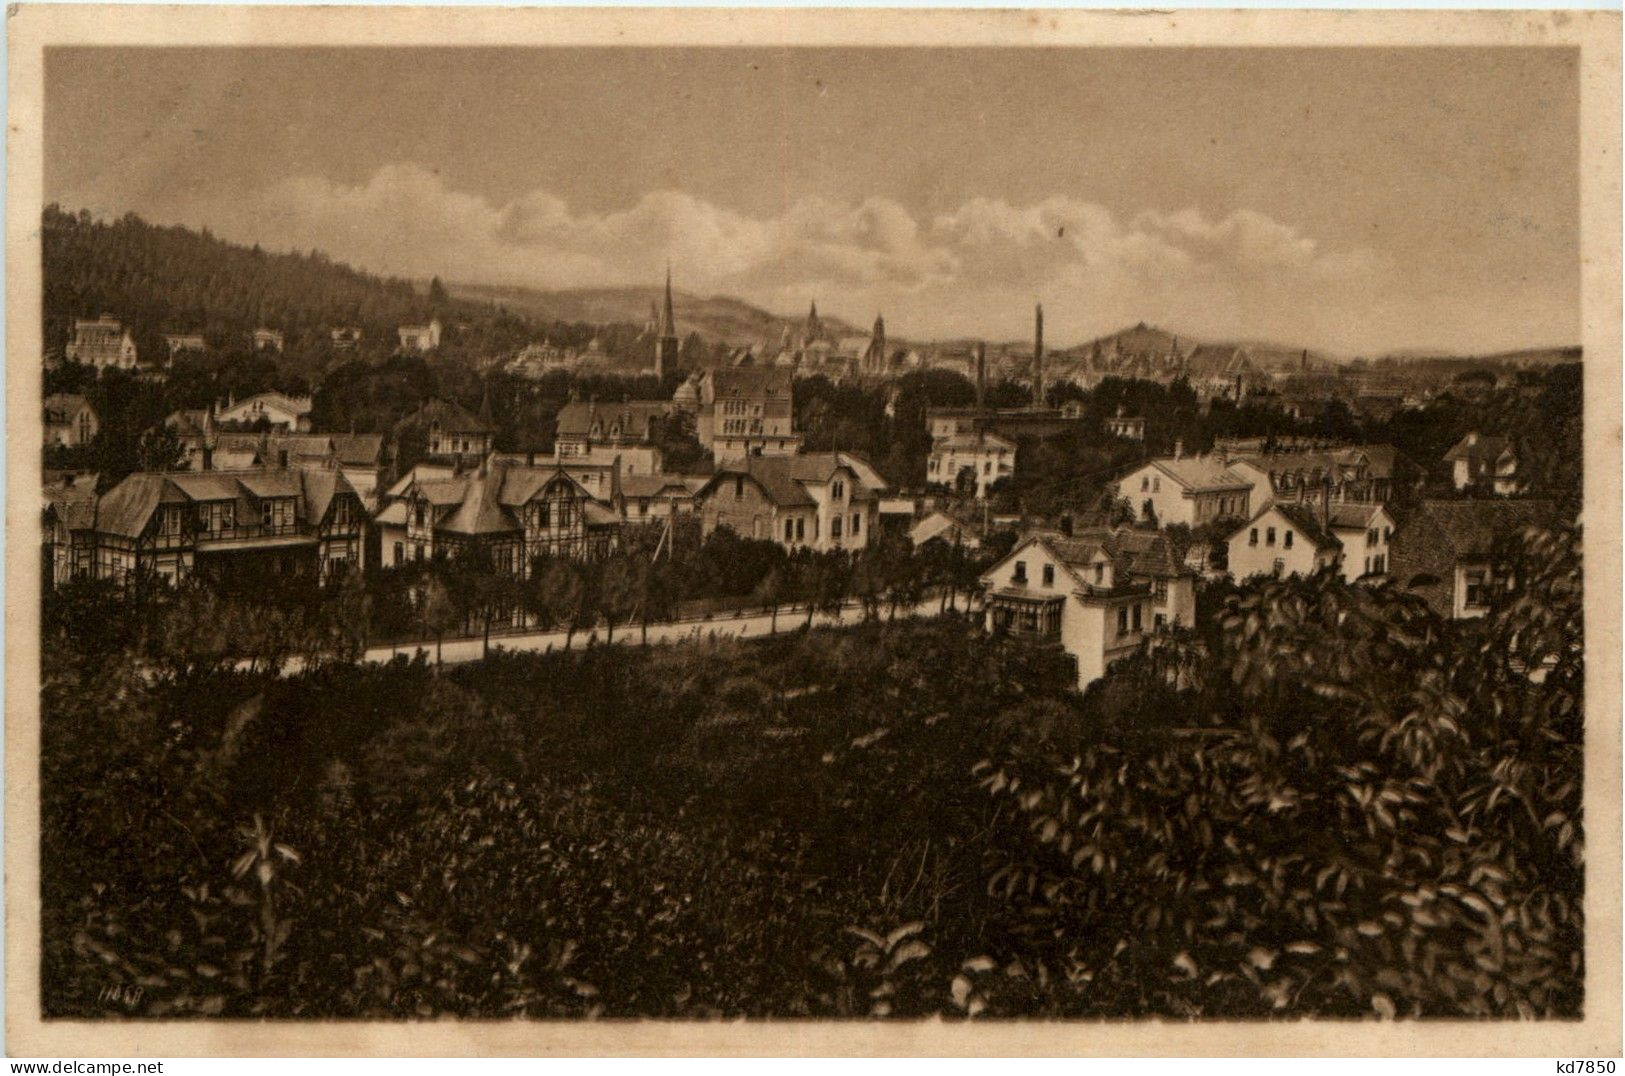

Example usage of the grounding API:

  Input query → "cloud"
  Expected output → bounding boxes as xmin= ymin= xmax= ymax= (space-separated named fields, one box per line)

xmin=150 ymin=163 xmax=1389 ymax=348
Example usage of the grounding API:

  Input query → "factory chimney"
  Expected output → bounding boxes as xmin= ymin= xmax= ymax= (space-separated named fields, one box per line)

xmin=1033 ymin=303 xmax=1045 ymax=411
xmin=975 ymin=341 xmax=987 ymax=410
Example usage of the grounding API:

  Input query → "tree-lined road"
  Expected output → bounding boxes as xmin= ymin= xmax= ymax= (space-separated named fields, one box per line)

xmin=363 ymin=595 xmax=972 ymax=668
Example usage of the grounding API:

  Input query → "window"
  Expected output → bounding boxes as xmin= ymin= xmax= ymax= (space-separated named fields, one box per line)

xmin=1141 ymin=476 xmax=1150 ymax=492
xmin=1273 ymin=558 xmax=1285 ymax=575
xmin=220 ymin=503 xmax=234 ymax=530
xmin=851 ymin=513 xmax=861 ymax=535
xmin=414 ymin=503 xmax=426 ymax=529
xmin=833 ymin=480 xmax=845 ymax=499
xmin=262 ymin=501 xmax=274 ymax=527
xmin=1155 ymin=613 xmax=1167 ymax=629
xmin=1266 ymin=527 xmax=1277 ymax=547
xmin=1117 ymin=607 xmax=1129 ymax=634
xmin=1249 ymin=528 xmax=1259 ymax=547
xmin=161 ymin=507 xmax=182 ymax=536
xmin=1368 ymin=527 xmax=1379 ymax=545
xmin=832 ymin=516 xmax=843 ymax=539
xmin=538 ymin=502 xmax=551 ymax=529
xmin=1153 ymin=478 xmax=1160 ymax=493
xmin=1013 ymin=560 xmax=1027 ymax=584
xmin=393 ymin=541 xmax=403 ymax=564
xmin=1094 ymin=563 xmax=1104 ymax=585
xmin=785 ymin=518 xmax=795 ymax=542
xmin=984 ymin=461 xmax=991 ymax=475
xmin=1132 ymin=604 xmax=1143 ymax=631
xmin=1042 ymin=564 xmax=1055 ymax=587
xmin=1284 ymin=531 xmax=1293 ymax=549
xmin=1384 ymin=526 xmax=1392 ymax=543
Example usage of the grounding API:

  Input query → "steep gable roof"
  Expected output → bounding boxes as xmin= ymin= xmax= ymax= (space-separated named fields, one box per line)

xmin=1263 ymin=502 xmax=1342 ymax=551
xmin=555 ymin=400 xmax=671 ymax=440
xmin=1443 ymin=433 xmax=1515 ymax=463
xmin=398 ymin=397 xmax=493 ymax=435
xmin=44 ymin=394 xmax=93 ymax=424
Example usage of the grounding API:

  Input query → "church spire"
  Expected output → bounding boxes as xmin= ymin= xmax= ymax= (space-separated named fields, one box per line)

xmin=654 ymin=264 xmax=679 ymax=380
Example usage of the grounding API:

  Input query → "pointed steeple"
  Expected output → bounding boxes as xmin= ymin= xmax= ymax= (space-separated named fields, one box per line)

xmin=654 ymin=264 xmax=679 ymax=380
xmin=657 ymin=263 xmax=676 ymax=338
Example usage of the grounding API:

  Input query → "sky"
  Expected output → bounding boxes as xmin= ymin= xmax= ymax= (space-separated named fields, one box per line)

xmin=46 ymin=46 xmax=1579 ymax=354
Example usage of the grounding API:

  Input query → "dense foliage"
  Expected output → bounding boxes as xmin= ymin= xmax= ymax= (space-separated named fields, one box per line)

xmin=42 ymin=521 xmax=1581 ymax=1018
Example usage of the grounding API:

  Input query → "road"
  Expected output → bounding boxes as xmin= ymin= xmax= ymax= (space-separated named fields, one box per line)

xmin=358 ymin=595 xmax=977 ymax=669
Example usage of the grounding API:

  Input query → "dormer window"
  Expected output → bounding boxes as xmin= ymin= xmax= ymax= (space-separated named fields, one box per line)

xmin=1013 ymin=560 xmax=1027 ymax=584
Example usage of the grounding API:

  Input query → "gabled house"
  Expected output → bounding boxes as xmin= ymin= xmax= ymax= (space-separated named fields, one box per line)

xmin=44 ymin=394 xmax=98 ymax=448
xmin=66 ymin=317 xmax=139 ymax=370
xmin=1104 ymin=407 xmax=1146 ymax=442
xmin=908 ymin=509 xmax=982 ymax=551
xmin=398 ymin=318 xmax=442 ymax=353
xmin=1116 ymin=455 xmax=1254 ymax=528
xmin=694 ymin=452 xmax=886 ymax=552
xmin=1388 ymin=499 xmax=1559 ymax=619
xmin=216 ymin=391 xmax=314 ymax=433
xmin=1226 ymin=502 xmax=1343 ymax=581
xmin=1226 ymin=501 xmax=1399 ymax=584
xmin=374 ymin=460 xmax=621 ymax=572
xmin=979 ymin=529 xmax=1185 ymax=691
xmin=70 ymin=468 xmax=366 ymax=587
xmin=688 ymin=367 xmax=803 ymax=462
xmin=42 ymin=473 xmax=100 ymax=585
xmin=1326 ymin=502 xmax=1397 ymax=581
xmin=395 ymin=398 xmax=494 ymax=463
xmin=1444 ymin=432 xmax=1521 ymax=495
xmin=620 ymin=474 xmax=705 ymax=524
xmin=163 ymin=334 xmax=208 ymax=360
xmin=553 ymin=400 xmax=672 ymax=476
xmin=1183 ymin=344 xmax=1261 ymax=401
xmin=927 ymin=431 xmax=1016 ymax=500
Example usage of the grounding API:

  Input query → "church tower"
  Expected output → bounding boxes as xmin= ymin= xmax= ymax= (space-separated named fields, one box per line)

xmin=654 ymin=265 xmax=679 ymax=380
xmin=868 ymin=313 xmax=886 ymax=375
xmin=804 ymin=300 xmax=823 ymax=347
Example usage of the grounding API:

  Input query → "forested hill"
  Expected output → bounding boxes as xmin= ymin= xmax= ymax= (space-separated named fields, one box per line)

xmin=41 ymin=206 xmax=526 ymax=375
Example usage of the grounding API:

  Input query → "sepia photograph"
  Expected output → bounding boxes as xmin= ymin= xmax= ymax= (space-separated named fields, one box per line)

xmin=6 ymin=5 xmax=1621 ymax=1058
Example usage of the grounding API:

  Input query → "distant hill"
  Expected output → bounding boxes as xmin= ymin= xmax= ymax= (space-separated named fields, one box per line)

xmin=448 ymin=282 xmax=862 ymax=351
xmin=42 ymin=206 xmax=451 ymax=370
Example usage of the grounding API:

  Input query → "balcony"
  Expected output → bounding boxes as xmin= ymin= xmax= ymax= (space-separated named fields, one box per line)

xmin=987 ymin=587 xmax=1064 ymax=640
